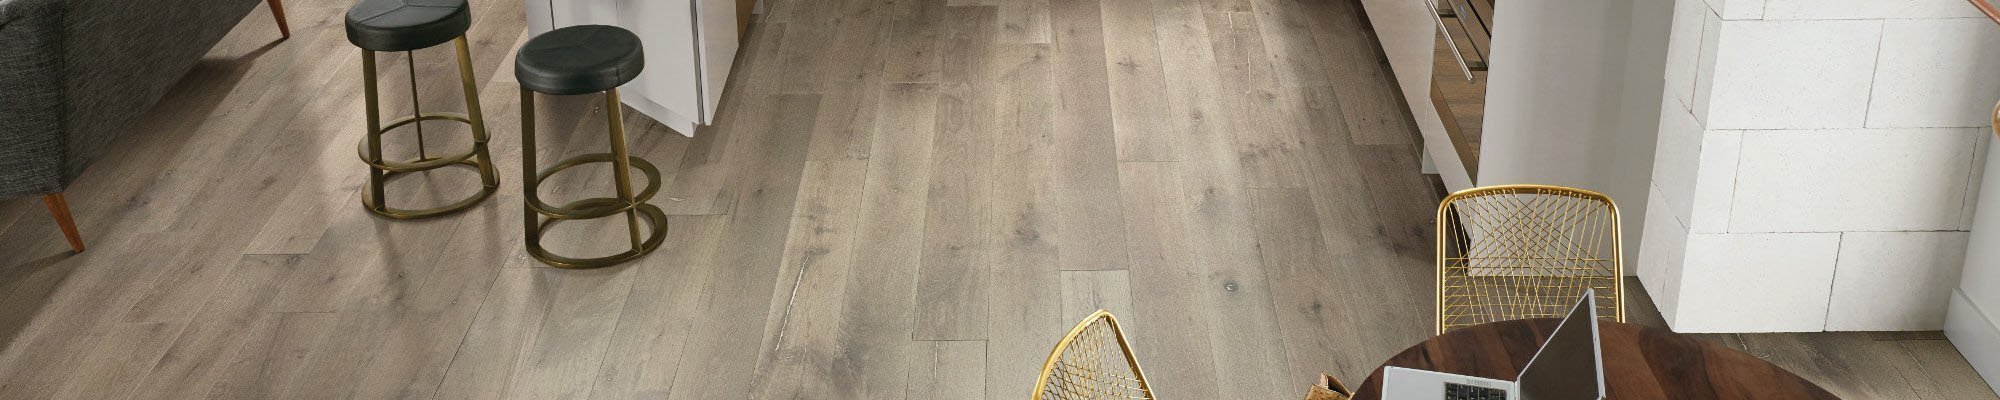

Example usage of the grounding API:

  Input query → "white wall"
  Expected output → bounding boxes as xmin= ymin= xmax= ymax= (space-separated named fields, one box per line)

xmin=1643 ymin=0 xmax=1998 ymax=333
xmin=1476 ymin=0 xmax=1674 ymax=264
xmin=1950 ymin=135 xmax=2000 ymax=390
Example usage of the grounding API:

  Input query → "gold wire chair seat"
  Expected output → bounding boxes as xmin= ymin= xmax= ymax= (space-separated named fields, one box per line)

xmin=1436 ymin=185 xmax=1624 ymax=335
xmin=1033 ymin=310 xmax=1156 ymax=400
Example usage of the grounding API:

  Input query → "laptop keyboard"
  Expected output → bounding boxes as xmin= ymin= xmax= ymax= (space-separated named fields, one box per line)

xmin=1443 ymin=382 xmax=1508 ymax=400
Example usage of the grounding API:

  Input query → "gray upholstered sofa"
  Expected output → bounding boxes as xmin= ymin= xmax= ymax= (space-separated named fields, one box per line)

xmin=0 ymin=0 xmax=286 ymax=251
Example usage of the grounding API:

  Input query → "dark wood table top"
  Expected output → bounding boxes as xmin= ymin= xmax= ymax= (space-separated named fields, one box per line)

xmin=1351 ymin=319 xmax=1837 ymax=400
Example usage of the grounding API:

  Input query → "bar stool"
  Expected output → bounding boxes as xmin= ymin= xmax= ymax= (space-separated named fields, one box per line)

xmin=515 ymin=25 xmax=667 ymax=269
xmin=345 ymin=0 xmax=498 ymax=219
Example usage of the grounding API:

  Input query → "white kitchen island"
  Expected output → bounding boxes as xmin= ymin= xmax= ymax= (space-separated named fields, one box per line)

xmin=525 ymin=0 xmax=744 ymax=137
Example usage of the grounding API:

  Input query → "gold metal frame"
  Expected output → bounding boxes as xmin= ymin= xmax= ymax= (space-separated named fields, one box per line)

xmin=358 ymin=37 xmax=499 ymax=219
xmin=519 ymin=88 xmax=668 ymax=269
xmin=1031 ymin=310 xmax=1155 ymax=400
xmin=1434 ymin=184 xmax=1624 ymax=335
xmin=1991 ymin=99 xmax=2000 ymax=140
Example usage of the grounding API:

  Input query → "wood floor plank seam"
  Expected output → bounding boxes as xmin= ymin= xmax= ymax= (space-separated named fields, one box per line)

xmin=0 ymin=0 xmax=1992 ymax=399
xmin=414 ymin=263 xmax=510 ymax=399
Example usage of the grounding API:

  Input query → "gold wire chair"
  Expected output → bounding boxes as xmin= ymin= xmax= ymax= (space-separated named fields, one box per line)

xmin=1435 ymin=184 xmax=1624 ymax=335
xmin=1031 ymin=310 xmax=1156 ymax=400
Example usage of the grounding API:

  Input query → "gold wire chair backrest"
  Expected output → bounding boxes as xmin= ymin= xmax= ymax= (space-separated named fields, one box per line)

xmin=1031 ymin=310 xmax=1156 ymax=400
xmin=1435 ymin=185 xmax=1624 ymax=335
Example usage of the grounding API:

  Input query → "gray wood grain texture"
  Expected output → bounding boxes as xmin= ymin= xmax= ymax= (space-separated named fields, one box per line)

xmin=0 ymin=0 xmax=1992 ymax=398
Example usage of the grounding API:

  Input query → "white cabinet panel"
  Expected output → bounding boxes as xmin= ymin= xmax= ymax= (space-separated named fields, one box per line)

xmin=525 ymin=0 xmax=740 ymax=137
xmin=696 ymin=0 xmax=736 ymax=118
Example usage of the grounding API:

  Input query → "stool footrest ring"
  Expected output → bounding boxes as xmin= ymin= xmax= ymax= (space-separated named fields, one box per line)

xmin=524 ymin=153 xmax=662 ymax=220
xmin=362 ymin=159 xmax=500 ymax=219
xmin=526 ymin=201 xmax=669 ymax=269
xmin=357 ymin=112 xmax=485 ymax=172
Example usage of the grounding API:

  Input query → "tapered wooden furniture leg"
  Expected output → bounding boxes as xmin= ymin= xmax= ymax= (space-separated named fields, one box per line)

xmin=268 ymin=0 xmax=290 ymax=39
xmin=41 ymin=193 xmax=83 ymax=253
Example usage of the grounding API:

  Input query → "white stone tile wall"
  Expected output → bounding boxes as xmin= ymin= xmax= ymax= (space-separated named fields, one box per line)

xmin=1649 ymin=95 xmax=1706 ymax=225
xmin=1762 ymin=0 xmax=1982 ymax=21
xmin=1691 ymin=11 xmax=1723 ymax=125
xmin=1700 ymin=0 xmax=1764 ymax=21
xmin=1827 ymin=231 xmax=1972 ymax=330
xmin=1703 ymin=20 xmax=1881 ymax=130
xmin=1728 ymin=128 xmax=1982 ymax=233
xmin=1640 ymin=0 xmax=2000 ymax=332
xmin=1663 ymin=0 xmax=1708 ymax=110
xmin=1687 ymin=130 xmax=1741 ymax=233
xmin=1868 ymin=19 xmax=2000 ymax=129
xmin=1673 ymin=232 xmax=1842 ymax=332
xmin=1638 ymin=185 xmax=1693 ymax=324
xmin=1966 ymin=141 xmax=1990 ymax=230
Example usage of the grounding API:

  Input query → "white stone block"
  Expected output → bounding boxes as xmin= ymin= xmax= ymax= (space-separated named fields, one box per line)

xmin=1647 ymin=112 xmax=1740 ymax=234
xmin=1763 ymin=0 xmax=1982 ymax=20
xmin=1701 ymin=0 xmax=1765 ymax=20
xmin=1968 ymin=137 xmax=1992 ymax=230
xmin=1637 ymin=185 xmax=1692 ymax=323
xmin=1688 ymin=130 xmax=1742 ymax=233
xmin=1671 ymin=232 xmax=1841 ymax=332
xmin=1705 ymin=20 xmax=1881 ymax=130
xmin=1691 ymin=12 xmax=1723 ymax=125
xmin=1729 ymin=128 xmax=1983 ymax=232
xmin=1867 ymin=19 xmax=2000 ymax=129
xmin=1826 ymin=231 xmax=1971 ymax=331
xmin=1649 ymin=96 xmax=1706 ymax=224
xmin=1664 ymin=0 xmax=1708 ymax=111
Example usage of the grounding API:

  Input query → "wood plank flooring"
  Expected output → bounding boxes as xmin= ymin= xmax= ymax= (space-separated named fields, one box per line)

xmin=0 ymin=0 xmax=1994 ymax=398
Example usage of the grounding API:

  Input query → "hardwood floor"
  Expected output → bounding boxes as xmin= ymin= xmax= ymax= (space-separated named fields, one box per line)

xmin=0 ymin=0 xmax=1993 ymax=398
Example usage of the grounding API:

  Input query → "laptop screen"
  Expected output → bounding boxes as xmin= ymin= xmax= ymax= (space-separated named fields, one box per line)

xmin=1513 ymin=290 xmax=1606 ymax=400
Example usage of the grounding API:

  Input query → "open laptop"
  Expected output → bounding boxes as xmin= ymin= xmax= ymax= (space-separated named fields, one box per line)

xmin=1381 ymin=289 xmax=1606 ymax=400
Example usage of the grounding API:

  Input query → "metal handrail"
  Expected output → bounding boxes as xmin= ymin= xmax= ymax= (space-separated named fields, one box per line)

xmin=1973 ymin=0 xmax=2000 ymax=25
xmin=1427 ymin=0 xmax=1488 ymax=79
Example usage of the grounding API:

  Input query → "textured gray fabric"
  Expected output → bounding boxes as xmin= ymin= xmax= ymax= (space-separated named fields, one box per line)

xmin=0 ymin=0 xmax=66 ymax=198
xmin=0 ymin=0 xmax=263 ymax=199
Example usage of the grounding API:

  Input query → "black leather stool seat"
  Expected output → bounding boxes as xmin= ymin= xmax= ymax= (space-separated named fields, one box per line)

xmin=515 ymin=25 xmax=645 ymax=96
xmin=345 ymin=0 xmax=472 ymax=52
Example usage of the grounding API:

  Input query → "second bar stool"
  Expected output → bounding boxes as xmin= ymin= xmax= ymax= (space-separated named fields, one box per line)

xmin=345 ymin=0 xmax=499 ymax=218
xmin=515 ymin=25 xmax=667 ymax=268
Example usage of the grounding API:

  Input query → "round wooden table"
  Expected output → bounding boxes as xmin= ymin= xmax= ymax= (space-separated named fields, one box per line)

xmin=1351 ymin=319 xmax=1837 ymax=399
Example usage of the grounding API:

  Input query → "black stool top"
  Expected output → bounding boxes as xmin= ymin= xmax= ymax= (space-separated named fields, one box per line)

xmin=345 ymin=0 xmax=472 ymax=52
xmin=515 ymin=25 xmax=644 ymax=96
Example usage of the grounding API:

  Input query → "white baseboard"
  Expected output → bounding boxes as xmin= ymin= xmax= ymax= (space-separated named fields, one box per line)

xmin=1946 ymin=289 xmax=2000 ymax=393
xmin=623 ymin=95 xmax=698 ymax=138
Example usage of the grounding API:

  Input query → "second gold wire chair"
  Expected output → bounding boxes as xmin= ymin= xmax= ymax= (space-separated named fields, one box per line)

xmin=1435 ymin=185 xmax=1625 ymax=335
xmin=1031 ymin=310 xmax=1156 ymax=400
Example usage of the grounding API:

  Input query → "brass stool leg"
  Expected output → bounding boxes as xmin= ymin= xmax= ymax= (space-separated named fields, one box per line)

xmin=519 ymin=88 xmax=668 ymax=269
xmin=604 ymin=89 xmax=644 ymax=250
xmin=407 ymin=50 xmax=427 ymax=160
xmin=455 ymin=37 xmax=498 ymax=189
xmin=361 ymin=50 xmax=388 ymax=211
xmin=357 ymin=37 xmax=500 ymax=219
xmin=520 ymin=88 xmax=542 ymax=247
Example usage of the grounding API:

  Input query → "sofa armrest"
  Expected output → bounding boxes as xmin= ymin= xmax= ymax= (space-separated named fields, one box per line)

xmin=0 ymin=0 xmax=67 ymax=199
